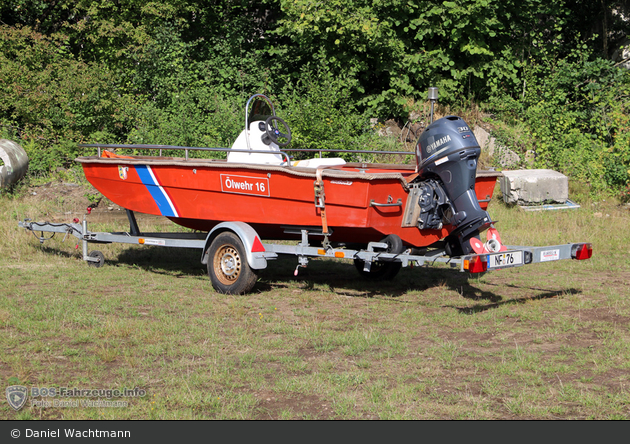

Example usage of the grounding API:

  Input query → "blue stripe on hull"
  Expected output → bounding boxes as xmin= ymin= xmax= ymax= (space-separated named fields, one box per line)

xmin=134 ymin=165 xmax=177 ymax=217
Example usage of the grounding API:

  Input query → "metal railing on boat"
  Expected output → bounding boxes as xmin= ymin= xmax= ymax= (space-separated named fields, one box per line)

xmin=79 ymin=144 xmax=417 ymax=164
xmin=79 ymin=143 xmax=294 ymax=164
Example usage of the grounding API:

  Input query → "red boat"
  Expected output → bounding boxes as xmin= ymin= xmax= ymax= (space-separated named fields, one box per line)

xmin=76 ymin=94 xmax=503 ymax=256
xmin=12 ymin=93 xmax=586 ymax=295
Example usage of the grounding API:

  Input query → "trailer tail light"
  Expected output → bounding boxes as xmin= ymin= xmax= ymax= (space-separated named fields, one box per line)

xmin=464 ymin=255 xmax=487 ymax=273
xmin=572 ymin=243 xmax=592 ymax=260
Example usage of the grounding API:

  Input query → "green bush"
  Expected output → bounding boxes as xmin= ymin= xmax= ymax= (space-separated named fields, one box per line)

xmin=124 ymin=91 xmax=243 ymax=151
xmin=0 ymin=25 xmax=127 ymax=172
xmin=278 ymin=70 xmax=399 ymax=162
xmin=487 ymin=48 xmax=630 ymax=194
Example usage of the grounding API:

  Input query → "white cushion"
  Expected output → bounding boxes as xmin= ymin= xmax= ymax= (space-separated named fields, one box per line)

xmin=292 ymin=158 xmax=346 ymax=168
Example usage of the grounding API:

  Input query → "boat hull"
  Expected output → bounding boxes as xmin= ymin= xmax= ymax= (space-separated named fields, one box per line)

xmin=78 ymin=156 xmax=500 ymax=248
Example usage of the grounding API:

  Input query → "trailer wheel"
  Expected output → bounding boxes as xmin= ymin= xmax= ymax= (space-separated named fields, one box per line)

xmin=207 ymin=232 xmax=258 ymax=295
xmin=87 ymin=250 xmax=105 ymax=268
xmin=353 ymin=234 xmax=404 ymax=280
xmin=380 ymin=234 xmax=404 ymax=255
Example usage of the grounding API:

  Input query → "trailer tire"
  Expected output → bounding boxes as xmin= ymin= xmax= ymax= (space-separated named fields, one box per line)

xmin=353 ymin=234 xmax=404 ymax=280
xmin=207 ymin=232 xmax=258 ymax=295
xmin=87 ymin=250 xmax=105 ymax=268
xmin=380 ymin=234 xmax=404 ymax=255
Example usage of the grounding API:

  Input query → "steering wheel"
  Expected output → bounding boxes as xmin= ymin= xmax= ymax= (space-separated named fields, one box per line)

xmin=264 ymin=116 xmax=292 ymax=147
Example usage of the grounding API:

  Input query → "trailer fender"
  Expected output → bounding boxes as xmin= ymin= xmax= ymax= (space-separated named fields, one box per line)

xmin=201 ymin=222 xmax=271 ymax=270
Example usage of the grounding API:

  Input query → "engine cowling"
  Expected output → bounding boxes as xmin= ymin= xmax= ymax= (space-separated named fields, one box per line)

xmin=415 ymin=116 xmax=492 ymax=256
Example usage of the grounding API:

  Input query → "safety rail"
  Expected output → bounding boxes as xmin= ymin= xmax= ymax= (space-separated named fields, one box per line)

xmin=79 ymin=143 xmax=417 ymax=163
xmin=79 ymin=143 xmax=293 ymax=165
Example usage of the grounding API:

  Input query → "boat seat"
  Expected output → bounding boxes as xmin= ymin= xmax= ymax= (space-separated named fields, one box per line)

xmin=227 ymin=121 xmax=285 ymax=165
xmin=226 ymin=120 xmax=346 ymax=168
xmin=292 ymin=157 xmax=346 ymax=168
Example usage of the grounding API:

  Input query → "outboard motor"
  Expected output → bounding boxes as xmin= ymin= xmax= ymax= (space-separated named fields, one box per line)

xmin=413 ymin=116 xmax=493 ymax=256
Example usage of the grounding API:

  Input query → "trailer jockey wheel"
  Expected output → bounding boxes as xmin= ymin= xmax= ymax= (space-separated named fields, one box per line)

xmin=353 ymin=234 xmax=404 ymax=280
xmin=87 ymin=250 xmax=105 ymax=268
xmin=207 ymin=232 xmax=258 ymax=295
xmin=264 ymin=116 xmax=292 ymax=147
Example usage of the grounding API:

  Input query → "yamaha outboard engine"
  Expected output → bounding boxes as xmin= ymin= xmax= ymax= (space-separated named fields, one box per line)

xmin=413 ymin=115 xmax=492 ymax=256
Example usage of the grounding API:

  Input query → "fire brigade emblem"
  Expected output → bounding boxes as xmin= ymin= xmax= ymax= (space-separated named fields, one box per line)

xmin=6 ymin=385 xmax=28 ymax=411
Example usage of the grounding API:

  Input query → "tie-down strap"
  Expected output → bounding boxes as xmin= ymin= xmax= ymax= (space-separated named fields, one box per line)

xmin=314 ymin=167 xmax=330 ymax=235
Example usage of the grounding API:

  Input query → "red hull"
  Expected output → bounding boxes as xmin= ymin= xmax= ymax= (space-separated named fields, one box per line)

xmin=77 ymin=156 xmax=500 ymax=248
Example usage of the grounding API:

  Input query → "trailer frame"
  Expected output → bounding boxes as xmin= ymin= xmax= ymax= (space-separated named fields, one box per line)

xmin=18 ymin=210 xmax=592 ymax=294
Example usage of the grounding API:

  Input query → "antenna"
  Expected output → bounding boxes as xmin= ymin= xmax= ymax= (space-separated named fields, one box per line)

xmin=428 ymin=87 xmax=438 ymax=124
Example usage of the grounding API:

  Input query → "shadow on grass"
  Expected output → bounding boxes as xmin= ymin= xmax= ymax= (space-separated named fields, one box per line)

xmin=256 ymin=256 xmax=576 ymax=305
xmin=100 ymin=246 xmax=479 ymax=298
xmin=114 ymin=246 xmax=206 ymax=277
xmin=31 ymin=243 xmax=207 ymax=277
xmin=258 ymin=257 xmax=584 ymax=313
xmin=448 ymin=287 xmax=582 ymax=314
xmin=38 ymin=245 xmax=80 ymax=260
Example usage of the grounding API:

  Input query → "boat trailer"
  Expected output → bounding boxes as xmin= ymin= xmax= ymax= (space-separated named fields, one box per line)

xmin=18 ymin=209 xmax=593 ymax=294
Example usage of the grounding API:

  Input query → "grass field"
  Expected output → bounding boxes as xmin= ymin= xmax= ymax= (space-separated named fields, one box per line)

xmin=1 ymin=178 xmax=629 ymax=420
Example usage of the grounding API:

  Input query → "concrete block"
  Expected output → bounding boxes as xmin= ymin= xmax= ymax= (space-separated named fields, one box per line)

xmin=500 ymin=169 xmax=568 ymax=205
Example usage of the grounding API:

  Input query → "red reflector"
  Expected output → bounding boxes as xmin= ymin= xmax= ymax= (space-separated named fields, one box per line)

xmin=469 ymin=237 xmax=485 ymax=254
xmin=469 ymin=255 xmax=488 ymax=273
xmin=575 ymin=243 xmax=592 ymax=260
xmin=251 ymin=237 xmax=265 ymax=253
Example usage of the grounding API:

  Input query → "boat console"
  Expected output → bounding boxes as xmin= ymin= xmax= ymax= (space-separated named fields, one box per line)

xmin=227 ymin=119 xmax=286 ymax=164
xmin=227 ymin=94 xmax=345 ymax=168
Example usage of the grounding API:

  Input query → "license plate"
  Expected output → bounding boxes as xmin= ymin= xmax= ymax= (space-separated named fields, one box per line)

xmin=487 ymin=251 xmax=523 ymax=269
